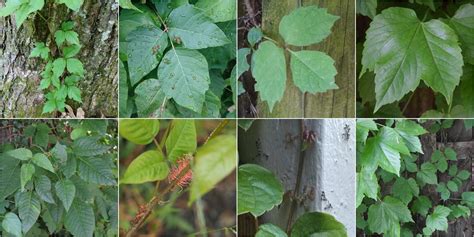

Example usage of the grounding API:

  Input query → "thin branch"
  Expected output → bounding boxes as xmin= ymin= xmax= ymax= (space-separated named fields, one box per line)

xmin=205 ymin=119 xmax=229 ymax=144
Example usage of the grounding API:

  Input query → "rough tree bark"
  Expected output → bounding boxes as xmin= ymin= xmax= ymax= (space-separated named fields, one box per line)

xmin=0 ymin=0 xmax=118 ymax=118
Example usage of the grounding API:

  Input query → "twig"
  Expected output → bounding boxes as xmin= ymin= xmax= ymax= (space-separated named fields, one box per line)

xmin=205 ymin=119 xmax=229 ymax=144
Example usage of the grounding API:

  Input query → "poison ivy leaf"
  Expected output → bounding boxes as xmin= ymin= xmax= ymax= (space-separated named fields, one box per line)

xmin=279 ymin=6 xmax=339 ymax=46
xmin=431 ymin=150 xmax=444 ymax=162
xmin=291 ymin=212 xmax=347 ymax=237
xmin=447 ymin=180 xmax=458 ymax=192
xmin=391 ymin=177 xmax=419 ymax=204
xmin=17 ymin=191 xmax=41 ymax=233
xmin=448 ymin=165 xmax=458 ymax=176
xmin=238 ymin=164 xmax=284 ymax=217
xmin=189 ymin=135 xmax=236 ymax=204
xmin=157 ymin=48 xmax=210 ymax=113
xmin=0 ymin=155 xmax=20 ymax=199
xmin=64 ymin=199 xmax=95 ymax=237
xmin=417 ymin=163 xmax=438 ymax=185
xmin=2 ymin=212 xmax=22 ymax=237
xmin=29 ymin=42 xmax=50 ymax=60
xmin=134 ymin=79 xmax=166 ymax=117
xmin=56 ymin=0 xmax=83 ymax=11
xmin=356 ymin=171 xmax=379 ymax=207
xmin=20 ymin=163 xmax=35 ymax=192
xmin=360 ymin=127 xmax=410 ymax=175
xmin=247 ymin=27 xmax=263 ymax=47
xmin=152 ymin=0 xmax=188 ymax=17
xmin=195 ymin=0 xmax=236 ymax=22
xmin=256 ymin=224 xmax=287 ymax=237
xmin=119 ymin=119 xmax=160 ymax=144
xmin=436 ymin=183 xmax=450 ymax=201
xmin=7 ymin=148 xmax=32 ymax=160
xmin=457 ymin=170 xmax=470 ymax=180
xmin=367 ymin=196 xmax=413 ymax=235
xmin=77 ymin=156 xmax=116 ymax=185
xmin=55 ymin=179 xmax=76 ymax=211
xmin=35 ymin=175 xmax=55 ymax=204
xmin=72 ymin=136 xmax=109 ymax=157
xmin=290 ymin=50 xmax=338 ymax=94
xmin=425 ymin=206 xmax=451 ymax=235
xmin=126 ymin=25 xmax=167 ymax=85
xmin=167 ymin=4 xmax=230 ymax=49
xmin=238 ymin=48 xmax=251 ymax=77
xmin=66 ymin=58 xmax=84 ymax=76
xmin=444 ymin=148 xmax=457 ymax=161
xmin=31 ymin=153 xmax=55 ymax=173
xmin=356 ymin=119 xmax=378 ymax=143
xmin=252 ymin=41 xmax=286 ymax=112
xmin=165 ymin=120 xmax=197 ymax=163
xmin=121 ymin=150 xmax=169 ymax=184
xmin=362 ymin=7 xmax=463 ymax=111
xmin=119 ymin=0 xmax=142 ymax=12
xmin=357 ymin=0 xmax=377 ymax=19
xmin=412 ymin=196 xmax=432 ymax=217
xmin=461 ymin=192 xmax=474 ymax=208
xmin=448 ymin=4 xmax=474 ymax=64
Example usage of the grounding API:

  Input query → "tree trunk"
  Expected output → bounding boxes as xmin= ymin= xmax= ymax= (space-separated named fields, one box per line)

xmin=0 ymin=0 xmax=118 ymax=118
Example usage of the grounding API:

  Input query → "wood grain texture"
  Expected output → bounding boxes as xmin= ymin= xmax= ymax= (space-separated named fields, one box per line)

xmin=257 ymin=0 xmax=354 ymax=118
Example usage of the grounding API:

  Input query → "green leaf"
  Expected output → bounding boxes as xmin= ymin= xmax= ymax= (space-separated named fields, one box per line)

xmin=367 ymin=196 xmax=413 ymax=235
xmin=165 ymin=120 xmax=197 ymax=163
xmin=391 ymin=177 xmax=419 ymax=204
xmin=291 ymin=212 xmax=347 ymax=237
xmin=447 ymin=3 xmax=474 ymax=64
xmin=444 ymin=148 xmax=457 ymax=161
xmin=251 ymin=41 xmax=286 ymax=112
xmin=247 ymin=27 xmax=263 ymax=47
xmin=0 ymin=155 xmax=21 ymax=199
xmin=362 ymin=7 xmax=463 ymax=111
xmin=431 ymin=149 xmax=444 ymax=162
xmin=436 ymin=183 xmax=450 ymax=201
xmin=356 ymin=119 xmax=378 ymax=142
xmin=51 ymin=142 xmax=67 ymax=162
xmin=290 ymin=50 xmax=338 ymax=94
xmin=449 ymin=205 xmax=470 ymax=219
xmin=13 ymin=0 xmax=44 ymax=28
xmin=17 ymin=191 xmax=41 ymax=233
xmin=31 ymin=153 xmax=55 ymax=173
xmin=126 ymin=25 xmax=168 ymax=85
xmin=29 ymin=42 xmax=50 ymax=60
xmin=77 ymin=156 xmax=116 ymax=185
xmin=0 ymin=0 xmax=23 ymax=17
xmin=238 ymin=164 xmax=284 ymax=217
xmin=157 ymin=48 xmax=210 ymax=112
xmin=52 ymin=58 xmax=66 ymax=78
xmin=56 ymin=0 xmax=83 ymax=11
xmin=189 ymin=135 xmax=236 ymax=204
xmin=55 ymin=179 xmax=76 ymax=212
xmin=394 ymin=120 xmax=426 ymax=153
xmin=357 ymin=0 xmax=377 ymax=19
xmin=417 ymin=162 xmax=438 ymax=185
xmin=64 ymin=199 xmax=95 ymax=237
xmin=256 ymin=223 xmax=287 ymax=237
xmin=20 ymin=163 xmax=35 ymax=192
xmin=72 ymin=136 xmax=109 ymax=157
xmin=457 ymin=170 xmax=470 ymax=180
xmin=195 ymin=0 xmax=236 ymax=22
xmin=447 ymin=180 xmax=458 ymax=192
xmin=35 ymin=175 xmax=55 ymax=204
xmin=119 ymin=6 xmax=159 ymax=41
xmin=66 ymin=58 xmax=84 ymax=76
xmin=279 ymin=6 xmax=339 ymax=46
xmin=461 ymin=192 xmax=474 ymax=208
xmin=167 ymin=4 xmax=230 ymax=49
xmin=135 ymin=79 xmax=166 ymax=117
xmin=412 ymin=196 xmax=432 ymax=217
xmin=448 ymin=165 xmax=458 ymax=176
xmin=360 ymin=127 xmax=410 ymax=176
xmin=7 ymin=148 xmax=33 ymax=160
xmin=2 ymin=212 xmax=22 ymax=237
xmin=426 ymin=206 xmax=451 ymax=234
xmin=356 ymin=171 xmax=378 ymax=207
xmin=119 ymin=0 xmax=142 ymax=12
xmin=62 ymin=44 xmax=81 ymax=58
xmin=152 ymin=0 xmax=188 ymax=17
xmin=67 ymin=86 xmax=82 ymax=102
xmin=121 ymin=150 xmax=169 ymax=184
xmin=119 ymin=119 xmax=160 ymax=144
xmin=119 ymin=61 xmax=129 ymax=117
xmin=237 ymin=48 xmax=251 ymax=77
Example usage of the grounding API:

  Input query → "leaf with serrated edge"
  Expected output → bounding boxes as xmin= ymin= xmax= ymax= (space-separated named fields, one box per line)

xmin=17 ymin=192 xmax=41 ymax=233
xmin=64 ymin=199 xmax=95 ymax=237
xmin=55 ymin=179 xmax=76 ymax=211
xmin=291 ymin=212 xmax=347 ymax=237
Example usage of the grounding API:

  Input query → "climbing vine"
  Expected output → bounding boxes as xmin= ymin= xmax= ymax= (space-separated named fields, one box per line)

xmin=356 ymin=119 xmax=474 ymax=236
xmin=0 ymin=0 xmax=85 ymax=114
xmin=239 ymin=5 xmax=340 ymax=112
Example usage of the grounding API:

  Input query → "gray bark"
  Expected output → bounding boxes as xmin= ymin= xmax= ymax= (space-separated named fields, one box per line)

xmin=0 ymin=0 xmax=118 ymax=118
